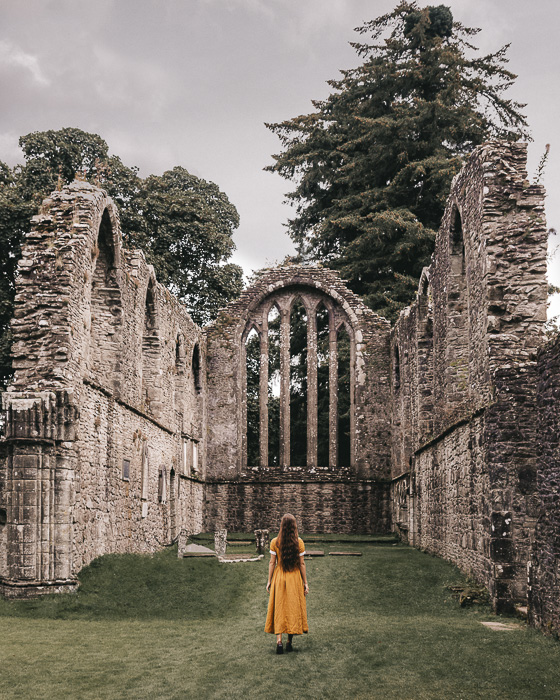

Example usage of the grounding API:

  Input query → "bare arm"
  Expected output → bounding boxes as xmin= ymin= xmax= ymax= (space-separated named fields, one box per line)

xmin=266 ymin=553 xmax=276 ymax=591
xmin=299 ymin=556 xmax=309 ymax=595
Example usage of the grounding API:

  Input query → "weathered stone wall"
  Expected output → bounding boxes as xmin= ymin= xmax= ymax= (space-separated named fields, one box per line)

xmin=0 ymin=181 xmax=205 ymax=596
xmin=529 ymin=336 xmax=560 ymax=635
xmin=205 ymin=266 xmax=392 ymax=533
xmin=204 ymin=475 xmax=389 ymax=534
xmin=392 ymin=142 xmax=548 ymax=611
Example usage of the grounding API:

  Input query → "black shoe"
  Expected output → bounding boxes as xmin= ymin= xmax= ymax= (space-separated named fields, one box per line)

xmin=286 ymin=640 xmax=293 ymax=652
xmin=276 ymin=642 xmax=284 ymax=655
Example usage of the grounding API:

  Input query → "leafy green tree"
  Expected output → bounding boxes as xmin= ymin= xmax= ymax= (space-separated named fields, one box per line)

xmin=134 ymin=167 xmax=242 ymax=325
xmin=0 ymin=128 xmax=242 ymax=387
xmin=266 ymin=2 xmax=529 ymax=320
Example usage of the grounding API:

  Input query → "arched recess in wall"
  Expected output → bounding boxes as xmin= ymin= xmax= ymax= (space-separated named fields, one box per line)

xmin=417 ymin=271 xmax=434 ymax=437
xmin=141 ymin=279 xmax=161 ymax=415
xmin=240 ymin=285 xmax=355 ymax=471
xmin=446 ymin=205 xmax=470 ymax=411
xmin=192 ymin=342 xmax=202 ymax=394
xmin=89 ymin=208 xmax=122 ymax=388
xmin=174 ymin=334 xmax=186 ymax=425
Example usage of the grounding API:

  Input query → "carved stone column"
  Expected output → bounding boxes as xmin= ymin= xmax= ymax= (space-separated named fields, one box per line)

xmin=329 ymin=317 xmax=338 ymax=467
xmin=259 ymin=314 xmax=269 ymax=467
xmin=307 ymin=306 xmax=318 ymax=467
xmin=279 ymin=308 xmax=291 ymax=467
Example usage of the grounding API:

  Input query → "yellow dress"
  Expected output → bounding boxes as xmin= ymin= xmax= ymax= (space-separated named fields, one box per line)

xmin=265 ymin=537 xmax=309 ymax=635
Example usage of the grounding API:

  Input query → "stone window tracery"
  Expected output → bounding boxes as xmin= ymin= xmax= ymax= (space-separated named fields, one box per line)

xmin=242 ymin=287 xmax=355 ymax=469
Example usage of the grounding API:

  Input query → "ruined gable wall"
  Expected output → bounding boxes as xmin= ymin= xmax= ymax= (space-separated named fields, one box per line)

xmin=1 ymin=182 xmax=205 ymax=595
xmin=205 ymin=266 xmax=392 ymax=533
xmin=530 ymin=336 xmax=560 ymax=635
xmin=392 ymin=142 xmax=547 ymax=611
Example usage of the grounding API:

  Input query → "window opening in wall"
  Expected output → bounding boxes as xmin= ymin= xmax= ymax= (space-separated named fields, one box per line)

xmin=447 ymin=205 xmax=470 ymax=408
xmin=245 ymin=327 xmax=260 ymax=467
xmin=290 ymin=298 xmax=308 ymax=466
xmin=394 ymin=344 xmax=401 ymax=391
xmin=0 ymin=508 xmax=6 ymax=527
xmin=141 ymin=442 xmax=149 ymax=501
xmin=158 ymin=466 xmax=167 ymax=503
xmin=192 ymin=343 xmax=202 ymax=394
xmin=450 ymin=206 xmax=464 ymax=259
xmin=337 ymin=326 xmax=351 ymax=467
xmin=89 ymin=209 xmax=121 ymax=381
xmin=182 ymin=437 xmax=190 ymax=475
xmin=142 ymin=280 xmax=158 ymax=410
xmin=267 ymin=305 xmax=281 ymax=466
xmin=122 ymin=458 xmax=130 ymax=481
xmin=169 ymin=467 xmax=176 ymax=537
xmin=174 ymin=336 xmax=186 ymax=424
xmin=316 ymin=302 xmax=330 ymax=466
xmin=192 ymin=441 xmax=199 ymax=474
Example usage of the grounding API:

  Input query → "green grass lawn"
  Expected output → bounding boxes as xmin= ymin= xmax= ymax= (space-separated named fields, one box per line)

xmin=1 ymin=539 xmax=559 ymax=700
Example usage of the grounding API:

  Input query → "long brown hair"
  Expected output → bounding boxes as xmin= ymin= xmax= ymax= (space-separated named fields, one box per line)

xmin=277 ymin=513 xmax=299 ymax=572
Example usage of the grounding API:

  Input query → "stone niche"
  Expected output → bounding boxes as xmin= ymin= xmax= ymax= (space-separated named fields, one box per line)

xmin=390 ymin=142 xmax=548 ymax=613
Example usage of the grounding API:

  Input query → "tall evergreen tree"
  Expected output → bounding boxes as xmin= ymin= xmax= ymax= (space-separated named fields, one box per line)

xmin=266 ymin=2 xmax=529 ymax=320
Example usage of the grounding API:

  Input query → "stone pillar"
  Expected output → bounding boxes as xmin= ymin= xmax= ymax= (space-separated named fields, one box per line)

xmin=329 ymin=315 xmax=338 ymax=467
xmin=279 ymin=308 xmax=291 ymax=468
xmin=1 ymin=391 xmax=78 ymax=598
xmin=349 ymin=329 xmax=356 ymax=468
xmin=259 ymin=317 xmax=269 ymax=467
xmin=307 ymin=306 xmax=318 ymax=468
xmin=214 ymin=529 xmax=227 ymax=557
xmin=255 ymin=529 xmax=270 ymax=554
xmin=177 ymin=529 xmax=189 ymax=558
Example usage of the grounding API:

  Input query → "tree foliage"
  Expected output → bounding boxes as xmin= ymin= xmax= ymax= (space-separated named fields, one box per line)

xmin=266 ymin=2 xmax=529 ymax=320
xmin=0 ymin=128 xmax=242 ymax=387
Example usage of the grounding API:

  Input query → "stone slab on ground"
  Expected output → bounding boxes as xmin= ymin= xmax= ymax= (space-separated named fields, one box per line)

xmin=183 ymin=543 xmax=216 ymax=557
xmin=480 ymin=621 xmax=523 ymax=631
xmin=305 ymin=550 xmax=325 ymax=557
xmin=218 ymin=554 xmax=264 ymax=563
xmin=329 ymin=551 xmax=362 ymax=556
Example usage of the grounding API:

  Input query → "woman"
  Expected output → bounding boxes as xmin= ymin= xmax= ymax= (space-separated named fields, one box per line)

xmin=265 ymin=513 xmax=309 ymax=654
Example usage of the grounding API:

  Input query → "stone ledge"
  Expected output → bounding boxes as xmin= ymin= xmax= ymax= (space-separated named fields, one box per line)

xmin=0 ymin=577 xmax=79 ymax=598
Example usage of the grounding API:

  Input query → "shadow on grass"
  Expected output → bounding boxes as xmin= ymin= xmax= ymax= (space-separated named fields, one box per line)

xmin=0 ymin=546 xmax=259 ymax=621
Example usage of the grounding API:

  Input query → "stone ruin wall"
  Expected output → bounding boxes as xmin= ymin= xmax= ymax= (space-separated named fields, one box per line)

xmin=204 ymin=266 xmax=393 ymax=533
xmin=530 ymin=336 xmax=560 ymax=636
xmin=391 ymin=142 xmax=548 ymax=612
xmin=2 ymin=141 xmax=560 ymax=637
xmin=0 ymin=182 xmax=205 ymax=596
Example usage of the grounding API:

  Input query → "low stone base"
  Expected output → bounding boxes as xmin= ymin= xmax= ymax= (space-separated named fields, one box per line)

xmin=0 ymin=577 xmax=79 ymax=599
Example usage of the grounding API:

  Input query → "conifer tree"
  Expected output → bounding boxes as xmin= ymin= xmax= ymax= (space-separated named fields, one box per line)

xmin=266 ymin=2 xmax=529 ymax=320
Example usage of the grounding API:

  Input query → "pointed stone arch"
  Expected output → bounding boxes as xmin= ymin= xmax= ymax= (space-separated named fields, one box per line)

xmin=88 ymin=207 xmax=123 ymax=390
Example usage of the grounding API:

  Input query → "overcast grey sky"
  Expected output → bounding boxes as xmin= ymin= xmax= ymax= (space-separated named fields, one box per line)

xmin=1 ymin=0 xmax=559 ymax=309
